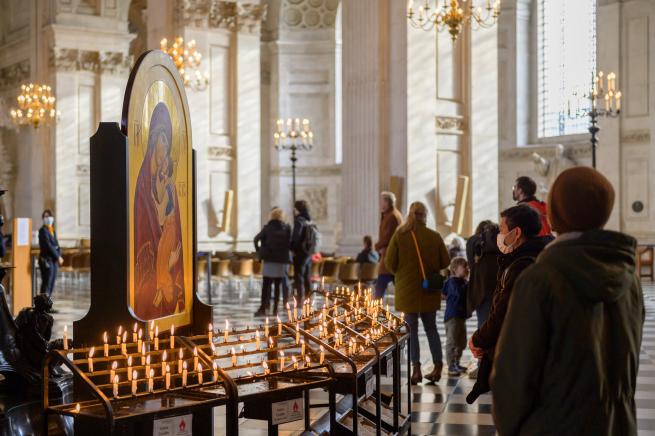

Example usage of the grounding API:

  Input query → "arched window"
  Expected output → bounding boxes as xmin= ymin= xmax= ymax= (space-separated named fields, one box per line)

xmin=537 ymin=0 xmax=596 ymax=138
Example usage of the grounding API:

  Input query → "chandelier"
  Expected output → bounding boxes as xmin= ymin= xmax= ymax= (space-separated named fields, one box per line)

xmin=407 ymin=0 xmax=501 ymax=41
xmin=9 ymin=83 xmax=59 ymax=128
xmin=160 ymin=37 xmax=210 ymax=91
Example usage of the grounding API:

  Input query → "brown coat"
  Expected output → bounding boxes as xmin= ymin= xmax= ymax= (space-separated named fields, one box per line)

xmin=375 ymin=208 xmax=403 ymax=275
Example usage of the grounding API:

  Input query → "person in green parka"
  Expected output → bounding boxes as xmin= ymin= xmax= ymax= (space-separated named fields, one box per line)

xmin=490 ymin=167 xmax=645 ymax=435
xmin=385 ymin=201 xmax=450 ymax=384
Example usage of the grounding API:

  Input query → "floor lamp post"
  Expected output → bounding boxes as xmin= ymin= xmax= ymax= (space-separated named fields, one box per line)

xmin=274 ymin=118 xmax=313 ymax=205
xmin=568 ymin=71 xmax=622 ymax=169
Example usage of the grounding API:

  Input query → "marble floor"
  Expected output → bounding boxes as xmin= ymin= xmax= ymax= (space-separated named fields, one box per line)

xmin=37 ymin=274 xmax=655 ymax=435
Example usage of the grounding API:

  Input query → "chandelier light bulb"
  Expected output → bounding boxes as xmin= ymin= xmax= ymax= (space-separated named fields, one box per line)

xmin=10 ymin=82 xmax=59 ymax=128
xmin=161 ymin=36 xmax=210 ymax=91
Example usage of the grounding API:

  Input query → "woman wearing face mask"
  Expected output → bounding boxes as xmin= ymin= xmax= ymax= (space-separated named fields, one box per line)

xmin=38 ymin=209 xmax=63 ymax=298
xmin=466 ymin=204 xmax=553 ymax=403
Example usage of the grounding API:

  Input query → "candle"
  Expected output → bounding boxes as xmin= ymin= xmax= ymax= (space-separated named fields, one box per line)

xmin=165 ymin=365 xmax=171 ymax=389
xmin=224 ymin=320 xmax=229 ymax=342
xmin=301 ymin=339 xmax=305 ymax=356
xmin=113 ymin=375 xmax=119 ymax=398
xmin=294 ymin=118 xmax=300 ymax=131
xmin=178 ymin=349 xmax=183 ymax=374
xmin=263 ymin=360 xmax=270 ymax=375
xmin=193 ymin=347 xmax=198 ymax=371
xmin=320 ymin=345 xmax=325 ymax=364
xmin=265 ymin=317 xmax=269 ymax=337
xmin=286 ymin=302 xmax=292 ymax=321
xmin=148 ymin=369 xmax=154 ymax=393
xmin=121 ymin=332 xmax=127 ymax=355
xmin=132 ymin=323 xmax=138 ymax=343
xmin=605 ymin=93 xmax=610 ymax=111
xmin=149 ymin=321 xmax=155 ymax=341
xmin=161 ymin=350 xmax=168 ymax=374
xmin=255 ymin=330 xmax=260 ymax=350
xmin=197 ymin=363 xmax=203 ymax=384
xmin=208 ymin=323 xmax=213 ymax=344
xmin=616 ymin=91 xmax=622 ymax=112
xmin=87 ymin=347 xmax=95 ymax=373
xmin=137 ymin=329 xmax=143 ymax=351
xmin=182 ymin=362 xmax=188 ymax=387
xmin=110 ymin=361 xmax=117 ymax=384
xmin=292 ymin=355 xmax=298 ymax=369
xmin=277 ymin=316 xmax=282 ymax=335
xmin=305 ymin=356 xmax=311 ymax=367
xmin=279 ymin=351 xmax=285 ymax=369
xmin=141 ymin=343 xmax=146 ymax=365
xmin=269 ymin=337 xmax=274 ymax=349
xmin=170 ymin=324 xmax=175 ymax=349
xmin=63 ymin=325 xmax=68 ymax=350
xmin=293 ymin=298 xmax=298 ymax=321
xmin=231 ymin=347 xmax=237 ymax=366
xmin=131 ymin=370 xmax=138 ymax=395
xmin=154 ymin=325 xmax=159 ymax=350
xmin=276 ymin=119 xmax=283 ymax=133
xmin=145 ymin=355 xmax=151 ymax=376
xmin=103 ymin=332 xmax=109 ymax=357
xmin=116 ymin=325 xmax=122 ymax=345
xmin=127 ymin=356 xmax=133 ymax=380
xmin=295 ymin=323 xmax=300 ymax=344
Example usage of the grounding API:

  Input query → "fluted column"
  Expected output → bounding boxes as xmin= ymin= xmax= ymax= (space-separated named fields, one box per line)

xmin=338 ymin=0 xmax=407 ymax=255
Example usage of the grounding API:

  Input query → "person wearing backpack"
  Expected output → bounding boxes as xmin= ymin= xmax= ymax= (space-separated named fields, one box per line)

xmin=291 ymin=200 xmax=318 ymax=301
xmin=254 ymin=207 xmax=292 ymax=316
xmin=466 ymin=205 xmax=552 ymax=404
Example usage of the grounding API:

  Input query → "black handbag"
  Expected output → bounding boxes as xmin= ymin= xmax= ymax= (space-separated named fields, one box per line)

xmin=410 ymin=230 xmax=445 ymax=292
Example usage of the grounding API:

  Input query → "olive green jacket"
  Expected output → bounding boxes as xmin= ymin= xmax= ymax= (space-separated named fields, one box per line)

xmin=384 ymin=223 xmax=450 ymax=313
xmin=491 ymin=230 xmax=644 ymax=436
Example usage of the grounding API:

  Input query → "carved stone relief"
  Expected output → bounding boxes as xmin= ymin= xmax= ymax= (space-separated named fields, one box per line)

xmin=297 ymin=185 xmax=328 ymax=221
xmin=208 ymin=146 xmax=233 ymax=160
xmin=177 ymin=0 xmax=267 ymax=33
xmin=622 ymin=130 xmax=651 ymax=145
xmin=49 ymin=48 xmax=131 ymax=76
xmin=0 ymin=60 xmax=30 ymax=90
xmin=281 ymin=0 xmax=339 ymax=29
xmin=435 ymin=115 xmax=466 ymax=135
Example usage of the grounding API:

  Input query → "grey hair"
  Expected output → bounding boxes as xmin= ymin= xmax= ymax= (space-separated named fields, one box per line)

xmin=380 ymin=191 xmax=396 ymax=207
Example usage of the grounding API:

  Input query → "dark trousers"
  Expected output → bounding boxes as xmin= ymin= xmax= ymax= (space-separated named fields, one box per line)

xmin=260 ymin=277 xmax=288 ymax=313
xmin=39 ymin=258 xmax=58 ymax=297
xmin=293 ymin=255 xmax=312 ymax=301
xmin=405 ymin=312 xmax=443 ymax=364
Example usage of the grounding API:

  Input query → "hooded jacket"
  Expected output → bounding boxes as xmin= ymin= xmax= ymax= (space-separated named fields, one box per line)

xmin=490 ymin=230 xmax=644 ymax=436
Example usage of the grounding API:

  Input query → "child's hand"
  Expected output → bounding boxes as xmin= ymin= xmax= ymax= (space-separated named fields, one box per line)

xmin=469 ymin=337 xmax=483 ymax=358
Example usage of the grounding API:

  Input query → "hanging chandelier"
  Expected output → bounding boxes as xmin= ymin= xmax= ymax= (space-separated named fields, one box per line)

xmin=9 ymin=83 xmax=60 ymax=128
xmin=160 ymin=37 xmax=210 ymax=91
xmin=407 ymin=0 xmax=501 ymax=41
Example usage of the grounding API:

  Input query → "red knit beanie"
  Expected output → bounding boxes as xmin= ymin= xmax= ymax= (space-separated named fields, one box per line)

xmin=547 ymin=167 xmax=615 ymax=234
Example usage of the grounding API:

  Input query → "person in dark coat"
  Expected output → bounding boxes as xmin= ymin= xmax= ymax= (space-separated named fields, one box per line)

xmin=254 ymin=207 xmax=292 ymax=316
xmin=38 ymin=209 xmax=62 ymax=298
xmin=355 ymin=235 xmax=380 ymax=264
xmin=291 ymin=200 xmax=313 ymax=301
xmin=466 ymin=220 xmax=500 ymax=327
xmin=466 ymin=205 xmax=552 ymax=404
xmin=374 ymin=192 xmax=403 ymax=298
xmin=491 ymin=167 xmax=644 ymax=435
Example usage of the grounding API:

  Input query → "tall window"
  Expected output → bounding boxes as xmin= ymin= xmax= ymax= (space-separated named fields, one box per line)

xmin=538 ymin=0 xmax=596 ymax=138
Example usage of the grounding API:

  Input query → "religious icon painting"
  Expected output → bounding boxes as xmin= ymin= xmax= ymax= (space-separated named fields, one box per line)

xmin=121 ymin=50 xmax=193 ymax=330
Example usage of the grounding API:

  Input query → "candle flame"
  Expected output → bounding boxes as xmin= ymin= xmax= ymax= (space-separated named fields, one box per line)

xmin=128 ymin=356 xmax=132 ymax=365
xmin=166 ymin=364 xmax=171 ymax=372
xmin=179 ymin=349 xmax=183 ymax=359
xmin=133 ymin=323 xmax=137 ymax=333
xmin=183 ymin=361 xmax=187 ymax=370
xmin=208 ymin=323 xmax=213 ymax=331
xmin=150 ymin=320 xmax=154 ymax=330
xmin=146 ymin=355 xmax=151 ymax=364
xmin=89 ymin=347 xmax=95 ymax=358
xmin=118 ymin=325 xmax=122 ymax=335
xmin=138 ymin=329 xmax=142 ymax=339
xmin=155 ymin=325 xmax=159 ymax=336
xmin=103 ymin=331 xmax=107 ymax=343
xmin=75 ymin=403 xmax=80 ymax=413
xmin=112 ymin=361 xmax=118 ymax=370
xmin=113 ymin=375 xmax=118 ymax=383
xmin=64 ymin=325 xmax=67 ymax=333
xmin=162 ymin=350 xmax=167 ymax=361
xmin=194 ymin=347 xmax=198 ymax=356
xmin=132 ymin=370 xmax=137 ymax=379
xmin=171 ymin=324 xmax=175 ymax=335
xmin=149 ymin=368 xmax=154 ymax=378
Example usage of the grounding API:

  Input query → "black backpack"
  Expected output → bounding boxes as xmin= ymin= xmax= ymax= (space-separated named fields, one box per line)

xmin=302 ymin=223 xmax=321 ymax=256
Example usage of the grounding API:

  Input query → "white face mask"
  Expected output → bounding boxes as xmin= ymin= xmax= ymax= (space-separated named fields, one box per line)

xmin=496 ymin=229 xmax=518 ymax=254
xmin=44 ymin=216 xmax=54 ymax=226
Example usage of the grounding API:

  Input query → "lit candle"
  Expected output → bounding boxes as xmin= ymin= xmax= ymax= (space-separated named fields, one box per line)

xmin=87 ymin=347 xmax=95 ymax=373
xmin=182 ymin=362 xmax=188 ymax=387
xmin=116 ymin=325 xmax=122 ymax=345
xmin=263 ymin=360 xmax=270 ymax=375
xmin=137 ymin=329 xmax=143 ymax=351
xmin=74 ymin=403 xmax=80 ymax=413
xmin=616 ymin=91 xmax=622 ymax=112
xmin=161 ymin=350 xmax=168 ymax=374
xmin=193 ymin=347 xmax=199 ymax=371
xmin=277 ymin=316 xmax=282 ymax=335
xmin=605 ymin=93 xmax=610 ymax=111
xmin=149 ymin=321 xmax=155 ymax=341
xmin=63 ymin=325 xmax=68 ymax=350
xmin=113 ymin=375 xmax=119 ymax=398
xmin=148 ymin=369 xmax=154 ymax=393
xmin=269 ymin=337 xmax=274 ymax=349
xmin=320 ymin=345 xmax=325 ymax=364
xmin=292 ymin=355 xmax=298 ymax=369
xmin=121 ymin=332 xmax=127 ymax=355
xmin=231 ymin=347 xmax=237 ymax=366
xmin=208 ymin=323 xmax=213 ymax=344
xmin=265 ymin=317 xmax=269 ymax=337
xmin=154 ymin=326 xmax=159 ymax=350
xmin=213 ymin=362 xmax=219 ymax=381
xmin=165 ymin=365 xmax=171 ymax=389
xmin=224 ymin=320 xmax=229 ymax=342
xmin=301 ymin=339 xmax=305 ymax=356
xmin=255 ymin=330 xmax=260 ymax=350
xmin=296 ymin=323 xmax=300 ymax=344
xmin=170 ymin=324 xmax=175 ymax=349
xmin=141 ymin=343 xmax=146 ymax=365
xmin=293 ymin=298 xmax=298 ymax=320
xmin=131 ymin=370 xmax=138 ymax=395
xmin=110 ymin=361 xmax=117 ymax=384
xmin=145 ymin=355 xmax=151 ymax=376
xmin=279 ymin=351 xmax=285 ymax=369
xmin=132 ymin=323 xmax=138 ymax=343
xmin=322 ymin=304 xmax=327 ymax=320
xmin=127 ymin=356 xmax=133 ymax=380
xmin=197 ymin=363 xmax=203 ymax=384
xmin=286 ymin=302 xmax=292 ymax=321
xmin=305 ymin=355 xmax=311 ymax=367
xmin=103 ymin=332 xmax=109 ymax=357
xmin=294 ymin=118 xmax=300 ymax=131
xmin=178 ymin=349 xmax=184 ymax=374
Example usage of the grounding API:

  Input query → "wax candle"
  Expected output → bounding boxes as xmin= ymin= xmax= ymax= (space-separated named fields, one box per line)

xmin=116 ymin=326 xmax=123 ymax=345
xmin=182 ymin=362 xmax=188 ymax=387
xmin=137 ymin=329 xmax=143 ymax=351
xmin=149 ymin=321 xmax=155 ymax=341
xmin=145 ymin=355 xmax=151 ymax=377
xmin=208 ymin=323 xmax=213 ymax=344
xmin=131 ymin=370 xmax=138 ymax=395
xmin=277 ymin=316 xmax=282 ymax=335
xmin=87 ymin=347 xmax=95 ymax=373
xmin=322 ymin=304 xmax=327 ymax=320
xmin=293 ymin=298 xmax=298 ymax=321
xmin=121 ymin=332 xmax=127 ymax=355
xmin=320 ymin=345 xmax=325 ymax=364
xmin=170 ymin=324 xmax=175 ymax=349
xmin=132 ymin=323 xmax=138 ymax=343
xmin=113 ymin=375 xmax=119 ymax=398
xmin=305 ymin=356 xmax=311 ymax=367
xmin=269 ymin=337 xmax=274 ymax=349
xmin=63 ymin=325 xmax=68 ymax=350
xmin=197 ymin=363 xmax=203 ymax=384
xmin=264 ymin=317 xmax=269 ymax=337
xmin=165 ymin=365 xmax=171 ymax=389
xmin=292 ymin=355 xmax=298 ymax=369
xmin=141 ymin=344 xmax=146 ymax=365
xmin=279 ymin=351 xmax=285 ymax=369
xmin=110 ymin=361 xmax=117 ymax=384
xmin=295 ymin=323 xmax=300 ymax=344
xmin=301 ymin=339 xmax=305 ymax=356
xmin=262 ymin=361 xmax=270 ymax=375
xmin=178 ymin=349 xmax=183 ymax=374
xmin=103 ymin=331 xmax=109 ymax=357
xmin=213 ymin=362 xmax=218 ymax=381
xmin=148 ymin=369 xmax=154 ymax=393
xmin=154 ymin=326 xmax=159 ymax=350
xmin=161 ymin=350 xmax=167 ymax=374
xmin=193 ymin=347 xmax=198 ymax=371
xmin=224 ymin=319 xmax=229 ymax=342
xmin=127 ymin=356 xmax=133 ymax=380
xmin=231 ymin=347 xmax=237 ymax=366
xmin=255 ymin=330 xmax=260 ymax=350
xmin=286 ymin=302 xmax=292 ymax=321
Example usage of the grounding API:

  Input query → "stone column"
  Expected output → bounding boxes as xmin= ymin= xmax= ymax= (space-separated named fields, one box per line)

xmin=339 ymin=0 xmax=407 ymax=255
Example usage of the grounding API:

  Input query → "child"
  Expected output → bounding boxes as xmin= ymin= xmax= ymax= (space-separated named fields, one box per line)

xmin=442 ymin=257 xmax=469 ymax=376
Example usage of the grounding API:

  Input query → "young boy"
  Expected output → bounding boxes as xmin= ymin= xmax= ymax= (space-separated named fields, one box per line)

xmin=442 ymin=257 xmax=469 ymax=376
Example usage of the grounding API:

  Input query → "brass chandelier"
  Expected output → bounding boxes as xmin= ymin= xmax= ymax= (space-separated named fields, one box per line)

xmin=407 ymin=0 xmax=501 ymax=41
xmin=160 ymin=37 xmax=210 ymax=91
xmin=10 ymin=83 xmax=60 ymax=128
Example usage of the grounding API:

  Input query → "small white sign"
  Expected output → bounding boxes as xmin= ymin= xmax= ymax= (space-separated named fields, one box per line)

xmin=153 ymin=413 xmax=192 ymax=436
xmin=271 ymin=398 xmax=304 ymax=425
xmin=16 ymin=218 xmax=29 ymax=247
xmin=366 ymin=375 xmax=375 ymax=397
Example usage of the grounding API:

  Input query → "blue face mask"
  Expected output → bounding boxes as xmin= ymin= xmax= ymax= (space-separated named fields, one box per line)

xmin=44 ymin=217 xmax=54 ymax=226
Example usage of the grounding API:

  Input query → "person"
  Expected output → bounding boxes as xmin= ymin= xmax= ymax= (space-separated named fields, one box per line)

xmin=38 ymin=209 xmax=63 ymax=298
xmin=385 ymin=201 xmax=450 ymax=384
xmin=465 ymin=221 xmax=500 ymax=327
xmin=491 ymin=167 xmax=644 ymax=435
xmin=374 ymin=192 xmax=403 ymax=298
xmin=466 ymin=205 xmax=552 ymax=404
xmin=442 ymin=257 xmax=469 ymax=376
xmin=254 ymin=207 xmax=292 ymax=316
xmin=291 ymin=200 xmax=315 ymax=301
xmin=448 ymin=235 xmax=466 ymax=259
xmin=355 ymin=236 xmax=380 ymax=264
xmin=512 ymin=176 xmax=552 ymax=236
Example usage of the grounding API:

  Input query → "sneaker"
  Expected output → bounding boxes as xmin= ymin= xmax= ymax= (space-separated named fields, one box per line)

xmin=448 ymin=363 xmax=461 ymax=376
